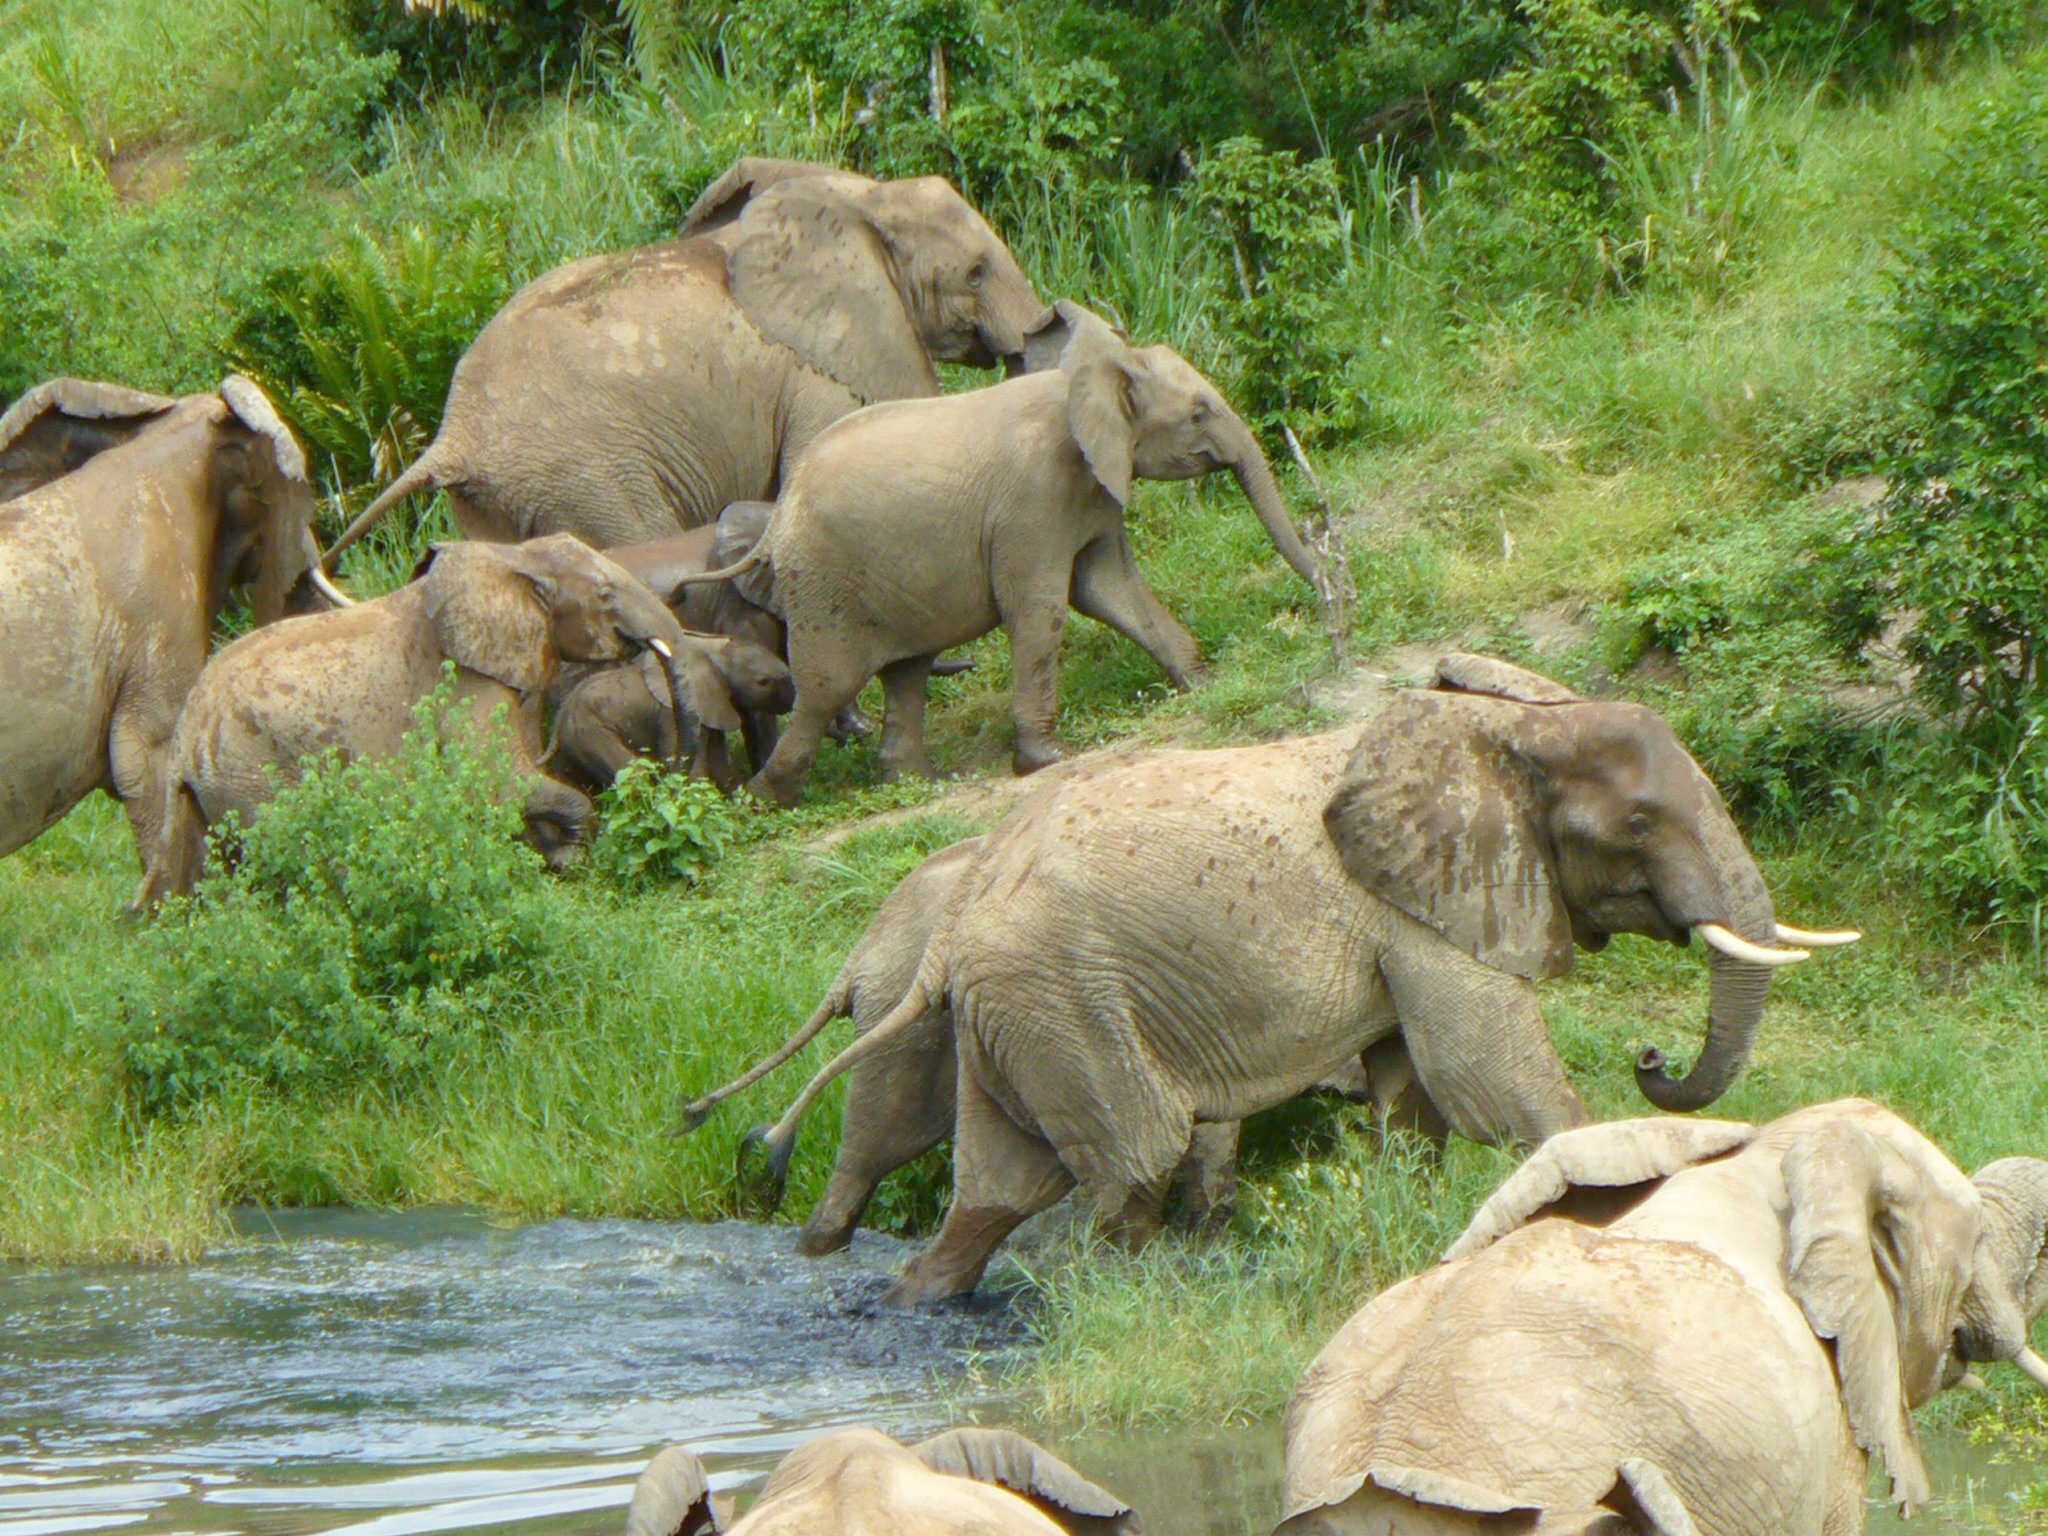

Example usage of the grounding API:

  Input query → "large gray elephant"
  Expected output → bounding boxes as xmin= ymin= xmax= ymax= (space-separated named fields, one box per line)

xmin=320 ymin=158 xmax=1048 ymax=563
xmin=696 ymin=301 xmax=1319 ymax=805
xmin=739 ymin=656 xmax=1855 ymax=1303
xmin=622 ymin=1426 xmax=1138 ymax=1536
xmin=134 ymin=535 xmax=716 ymax=904
xmin=1278 ymin=1100 xmax=2048 ymax=1535
xmin=0 ymin=375 xmax=346 ymax=866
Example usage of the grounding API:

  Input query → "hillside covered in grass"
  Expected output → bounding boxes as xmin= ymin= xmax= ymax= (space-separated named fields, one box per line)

xmin=5 ymin=0 xmax=2048 ymax=1501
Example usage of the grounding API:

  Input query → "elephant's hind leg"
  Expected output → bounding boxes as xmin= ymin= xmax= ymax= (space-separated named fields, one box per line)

xmin=797 ymin=1041 xmax=957 ymax=1257
xmin=883 ymin=1056 xmax=1073 ymax=1306
xmin=876 ymin=655 xmax=938 ymax=782
xmin=1170 ymin=1121 xmax=1242 ymax=1233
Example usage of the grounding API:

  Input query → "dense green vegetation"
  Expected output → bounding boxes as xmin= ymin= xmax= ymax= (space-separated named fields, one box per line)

xmin=6 ymin=0 xmax=2048 ymax=1517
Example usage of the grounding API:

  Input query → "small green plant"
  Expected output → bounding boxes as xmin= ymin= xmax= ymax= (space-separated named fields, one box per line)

xmin=593 ymin=759 xmax=745 ymax=886
xmin=116 ymin=678 xmax=561 ymax=1116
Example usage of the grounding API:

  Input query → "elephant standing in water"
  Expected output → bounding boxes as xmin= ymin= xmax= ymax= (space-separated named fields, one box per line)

xmin=0 ymin=375 xmax=345 ymax=868
xmin=136 ymin=536 xmax=716 ymax=903
xmin=695 ymin=301 xmax=1320 ymax=804
xmin=623 ymin=1426 xmax=1137 ymax=1536
xmin=741 ymin=657 xmax=1857 ymax=1304
xmin=321 ymin=157 xmax=1048 ymax=561
xmin=1279 ymin=1100 xmax=2048 ymax=1535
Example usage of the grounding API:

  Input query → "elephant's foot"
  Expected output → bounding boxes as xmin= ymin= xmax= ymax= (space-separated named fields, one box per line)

xmin=1012 ymin=739 xmax=1067 ymax=777
xmin=794 ymin=1220 xmax=855 ymax=1258
xmin=744 ymin=770 xmax=805 ymax=809
xmin=879 ymin=750 xmax=939 ymax=784
xmin=1169 ymin=663 xmax=1215 ymax=693
xmin=881 ymin=1262 xmax=978 ymax=1307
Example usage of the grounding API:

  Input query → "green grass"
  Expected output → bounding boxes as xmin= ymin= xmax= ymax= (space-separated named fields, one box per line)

xmin=4 ymin=10 xmax=2048 ymax=1524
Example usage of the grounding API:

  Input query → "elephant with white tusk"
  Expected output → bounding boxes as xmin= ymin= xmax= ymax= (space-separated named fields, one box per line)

xmin=1277 ymin=1098 xmax=2048 ymax=1535
xmin=736 ymin=655 xmax=1852 ymax=1304
xmin=621 ymin=1426 xmax=1139 ymax=1536
xmin=320 ymin=157 xmax=1049 ymax=564
xmin=133 ymin=535 xmax=722 ymax=905
xmin=686 ymin=299 xmax=1320 ymax=805
xmin=0 ymin=374 xmax=346 ymax=871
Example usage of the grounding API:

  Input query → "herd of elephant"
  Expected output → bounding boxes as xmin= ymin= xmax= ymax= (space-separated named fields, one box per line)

xmin=2 ymin=155 xmax=2044 ymax=1533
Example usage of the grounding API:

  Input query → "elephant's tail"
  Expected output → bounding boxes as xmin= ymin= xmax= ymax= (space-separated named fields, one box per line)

xmin=320 ymin=449 xmax=448 ymax=572
xmin=669 ymin=543 xmax=767 ymax=587
xmin=745 ymin=941 xmax=949 ymax=1171
xmin=667 ymin=968 xmax=856 ymax=1137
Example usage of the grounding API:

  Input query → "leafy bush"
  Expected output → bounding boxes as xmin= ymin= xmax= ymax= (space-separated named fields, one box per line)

xmin=224 ymin=223 xmax=511 ymax=502
xmin=117 ymin=681 xmax=562 ymax=1116
xmin=1884 ymin=710 xmax=2048 ymax=934
xmin=1857 ymin=74 xmax=2048 ymax=726
xmin=592 ymin=759 xmax=744 ymax=885
xmin=1191 ymin=137 xmax=1360 ymax=444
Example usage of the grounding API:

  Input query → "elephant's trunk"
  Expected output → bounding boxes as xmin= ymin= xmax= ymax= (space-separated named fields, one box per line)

xmin=1222 ymin=417 xmax=1320 ymax=587
xmin=1958 ymin=1158 xmax=2048 ymax=1375
xmin=1634 ymin=846 xmax=1780 ymax=1112
xmin=647 ymin=638 xmax=692 ymax=772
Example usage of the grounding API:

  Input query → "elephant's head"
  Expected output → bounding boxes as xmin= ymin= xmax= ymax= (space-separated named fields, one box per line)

xmin=1028 ymin=299 xmax=1318 ymax=586
xmin=680 ymin=157 xmax=1048 ymax=404
xmin=415 ymin=536 xmax=740 ymax=737
xmin=1326 ymin=655 xmax=1855 ymax=1113
xmin=0 ymin=374 xmax=346 ymax=619
xmin=1955 ymin=1155 xmax=2048 ymax=1389
xmin=1447 ymin=1100 xmax=2023 ymax=1516
xmin=621 ymin=1427 xmax=1138 ymax=1536
xmin=706 ymin=634 xmax=795 ymax=717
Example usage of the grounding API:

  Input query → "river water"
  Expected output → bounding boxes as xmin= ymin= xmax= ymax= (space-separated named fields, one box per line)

xmin=0 ymin=1209 xmax=2036 ymax=1536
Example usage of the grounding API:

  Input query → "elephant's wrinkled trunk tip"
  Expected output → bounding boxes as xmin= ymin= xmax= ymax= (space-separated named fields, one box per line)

xmin=1636 ymin=1046 xmax=1668 ymax=1075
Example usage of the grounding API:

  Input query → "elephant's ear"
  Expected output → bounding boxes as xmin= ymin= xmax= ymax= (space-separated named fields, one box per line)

xmin=423 ymin=543 xmax=555 ymax=697
xmin=912 ymin=1429 xmax=1139 ymax=1536
xmin=1433 ymin=651 xmax=1580 ymax=705
xmin=1970 ymin=1157 xmax=2048 ymax=1349
xmin=624 ymin=1445 xmax=721 ymax=1536
xmin=721 ymin=179 xmax=937 ymax=406
xmin=713 ymin=500 xmax=773 ymax=567
xmin=678 ymin=156 xmax=857 ymax=237
xmin=218 ymin=374 xmax=309 ymax=485
xmin=1782 ymin=1119 xmax=1932 ymax=1515
xmin=641 ymin=637 xmax=743 ymax=734
xmin=1278 ymin=1464 xmax=1538 ymax=1533
xmin=0 ymin=376 xmax=177 ymax=500
xmin=1324 ymin=692 xmax=1574 ymax=980
xmin=1064 ymin=332 xmax=1141 ymax=507
xmin=1020 ymin=298 xmax=1126 ymax=374
xmin=1445 ymin=1118 xmax=1754 ymax=1260
xmin=1598 ymin=1461 xmax=1702 ymax=1536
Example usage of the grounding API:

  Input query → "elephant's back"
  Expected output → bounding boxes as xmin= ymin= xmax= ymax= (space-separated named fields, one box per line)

xmin=1287 ymin=1221 xmax=1838 ymax=1535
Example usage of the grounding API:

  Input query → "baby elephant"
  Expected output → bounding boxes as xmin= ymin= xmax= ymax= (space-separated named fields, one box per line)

xmin=136 ymin=535 xmax=717 ymax=904
xmin=622 ymin=1426 xmax=1137 ymax=1536
xmin=545 ymin=638 xmax=792 ymax=795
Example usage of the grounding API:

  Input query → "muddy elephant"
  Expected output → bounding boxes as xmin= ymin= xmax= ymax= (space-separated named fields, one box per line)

xmin=697 ymin=301 xmax=1319 ymax=804
xmin=740 ymin=656 xmax=1856 ymax=1303
xmin=321 ymin=158 xmax=1048 ymax=564
xmin=544 ymin=637 xmax=788 ymax=794
xmin=0 ymin=375 xmax=347 ymax=867
xmin=135 ymin=536 xmax=716 ymax=904
xmin=623 ymin=1426 xmax=1137 ymax=1536
xmin=680 ymin=832 xmax=1399 ymax=1257
xmin=1278 ymin=1099 xmax=2048 ymax=1535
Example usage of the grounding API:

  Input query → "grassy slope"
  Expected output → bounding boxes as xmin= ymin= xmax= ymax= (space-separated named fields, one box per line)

xmin=2 ymin=6 xmax=2045 ymax=1506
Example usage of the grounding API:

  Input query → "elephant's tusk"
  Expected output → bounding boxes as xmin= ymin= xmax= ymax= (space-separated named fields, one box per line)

xmin=2014 ymin=1347 xmax=2048 ymax=1392
xmin=1694 ymin=922 xmax=1810 ymax=966
xmin=647 ymin=637 xmax=673 ymax=659
xmin=309 ymin=565 xmax=356 ymax=607
xmin=1774 ymin=922 xmax=1861 ymax=947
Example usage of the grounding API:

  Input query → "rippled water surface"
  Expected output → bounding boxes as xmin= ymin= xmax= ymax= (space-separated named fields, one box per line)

xmin=2 ymin=1208 xmax=2036 ymax=1536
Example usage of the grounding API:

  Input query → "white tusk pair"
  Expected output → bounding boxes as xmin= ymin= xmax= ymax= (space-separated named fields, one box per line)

xmin=2015 ymin=1347 xmax=2048 ymax=1392
xmin=1694 ymin=922 xmax=1810 ymax=966
xmin=1775 ymin=922 xmax=1861 ymax=947
xmin=309 ymin=566 xmax=355 ymax=607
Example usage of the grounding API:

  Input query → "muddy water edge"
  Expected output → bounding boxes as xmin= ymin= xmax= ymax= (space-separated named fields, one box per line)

xmin=0 ymin=1209 xmax=2032 ymax=1536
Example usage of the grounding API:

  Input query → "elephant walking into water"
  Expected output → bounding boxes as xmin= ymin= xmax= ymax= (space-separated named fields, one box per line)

xmin=320 ymin=158 xmax=1048 ymax=562
xmin=693 ymin=301 xmax=1320 ymax=805
xmin=1278 ymin=1100 xmax=2048 ymax=1535
xmin=135 ymin=536 xmax=720 ymax=903
xmin=0 ymin=376 xmax=344 ymax=871
xmin=622 ymin=1426 xmax=1137 ymax=1536
xmin=737 ymin=656 xmax=1856 ymax=1303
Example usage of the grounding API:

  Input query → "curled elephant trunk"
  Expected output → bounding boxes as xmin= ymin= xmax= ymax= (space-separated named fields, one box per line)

xmin=1221 ymin=415 xmax=1320 ymax=588
xmin=1635 ymin=879 xmax=1784 ymax=1112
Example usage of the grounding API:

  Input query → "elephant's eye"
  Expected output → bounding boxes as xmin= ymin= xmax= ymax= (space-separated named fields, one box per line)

xmin=966 ymin=259 xmax=988 ymax=287
xmin=1627 ymin=811 xmax=1653 ymax=841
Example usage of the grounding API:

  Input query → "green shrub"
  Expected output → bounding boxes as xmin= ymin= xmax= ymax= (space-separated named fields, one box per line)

xmin=592 ymin=760 xmax=745 ymax=886
xmin=116 ymin=680 xmax=562 ymax=1116
xmin=1858 ymin=72 xmax=2048 ymax=726
xmin=1884 ymin=711 xmax=2048 ymax=934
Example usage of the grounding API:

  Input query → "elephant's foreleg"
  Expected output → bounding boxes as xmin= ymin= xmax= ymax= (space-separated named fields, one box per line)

xmin=876 ymin=655 xmax=938 ymax=782
xmin=106 ymin=698 xmax=175 ymax=867
xmin=739 ymin=709 xmax=779 ymax=775
xmin=1069 ymin=533 xmax=1208 ymax=691
xmin=1171 ymin=1121 xmax=1241 ymax=1234
xmin=994 ymin=569 xmax=1073 ymax=776
xmin=1361 ymin=1035 xmax=1450 ymax=1159
xmin=1380 ymin=935 xmax=1590 ymax=1146
xmin=131 ymin=780 xmax=208 ymax=912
